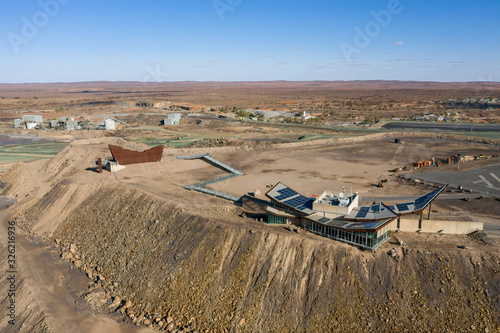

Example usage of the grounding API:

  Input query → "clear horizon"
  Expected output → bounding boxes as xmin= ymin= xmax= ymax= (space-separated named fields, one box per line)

xmin=2 ymin=0 xmax=499 ymax=84
xmin=3 ymin=79 xmax=500 ymax=85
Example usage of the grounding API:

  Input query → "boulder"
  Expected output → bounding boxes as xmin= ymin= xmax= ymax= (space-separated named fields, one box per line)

xmin=69 ymin=243 xmax=78 ymax=253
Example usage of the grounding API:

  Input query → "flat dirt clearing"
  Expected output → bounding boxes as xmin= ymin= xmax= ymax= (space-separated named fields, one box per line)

xmin=115 ymin=158 xmax=232 ymax=205
xmin=209 ymin=137 xmax=500 ymax=198
xmin=116 ymin=137 xmax=500 ymax=204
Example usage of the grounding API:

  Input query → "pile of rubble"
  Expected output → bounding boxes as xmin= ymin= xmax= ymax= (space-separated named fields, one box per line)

xmin=189 ymin=138 xmax=237 ymax=148
xmin=54 ymin=238 xmax=199 ymax=332
xmin=391 ymin=154 xmax=497 ymax=172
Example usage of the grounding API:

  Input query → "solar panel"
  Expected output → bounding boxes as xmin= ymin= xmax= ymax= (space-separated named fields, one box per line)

xmin=285 ymin=196 xmax=309 ymax=207
xmin=359 ymin=221 xmax=382 ymax=229
xmin=396 ymin=203 xmax=409 ymax=211
xmin=356 ymin=207 xmax=370 ymax=218
xmin=414 ymin=203 xmax=427 ymax=211
xmin=386 ymin=205 xmax=395 ymax=211
xmin=415 ymin=196 xmax=428 ymax=205
xmin=274 ymin=188 xmax=299 ymax=201
xmin=297 ymin=200 xmax=313 ymax=211
xmin=371 ymin=204 xmax=380 ymax=213
xmin=413 ymin=188 xmax=441 ymax=211
xmin=318 ymin=217 xmax=330 ymax=223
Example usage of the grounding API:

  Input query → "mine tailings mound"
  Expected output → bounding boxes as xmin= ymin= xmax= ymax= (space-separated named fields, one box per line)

xmin=11 ymin=177 xmax=499 ymax=332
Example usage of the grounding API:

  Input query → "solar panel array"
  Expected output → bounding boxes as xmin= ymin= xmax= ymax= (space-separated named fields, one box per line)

xmin=273 ymin=187 xmax=299 ymax=201
xmin=283 ymin=195 xmax=313 ymax=211
xmin=356 ymin=207 xmax=370 ymax=218
xmin=343 ymin=185 xmax=446 ymax=222
xmin=413 ymin=188 xmax=441 ymax=211
xmin=358 ymin=221 xmax=383 ymax=229
xmin=396 ymin=203 xmax=410 ymax=212
xmin=267 ymin=184 xmax=315 ymax=214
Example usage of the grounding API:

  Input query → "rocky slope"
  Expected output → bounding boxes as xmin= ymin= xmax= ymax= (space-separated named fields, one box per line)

xmin=12 ymin=181 xmax=500 ymax=332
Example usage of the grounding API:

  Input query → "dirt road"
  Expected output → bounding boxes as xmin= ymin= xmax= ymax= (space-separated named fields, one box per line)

xmin=0 ymin=213 xmax=153 ymax=333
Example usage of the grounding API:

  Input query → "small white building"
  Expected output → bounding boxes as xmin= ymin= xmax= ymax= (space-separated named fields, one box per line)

xmin=66 ymin=121 xmax=78 ymax=130
xmin=105 ymin=118 xmax=117 ymax=131
xmin=164 ymin=113 xmax=181 ymax=125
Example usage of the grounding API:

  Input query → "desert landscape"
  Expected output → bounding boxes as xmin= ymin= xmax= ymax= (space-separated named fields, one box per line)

xmin=0 ymin=81 xmax=499 ymax=332
xmin=3 ymin=0 xmax=500 ymax=331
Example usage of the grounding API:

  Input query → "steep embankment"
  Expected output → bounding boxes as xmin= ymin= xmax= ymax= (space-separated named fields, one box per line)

xmin=14 ymin=181 xmax=499 ymax=332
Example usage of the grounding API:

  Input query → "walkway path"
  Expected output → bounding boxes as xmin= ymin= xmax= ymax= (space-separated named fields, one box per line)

xmin=178 ymin=154 xmax=244 ymax=201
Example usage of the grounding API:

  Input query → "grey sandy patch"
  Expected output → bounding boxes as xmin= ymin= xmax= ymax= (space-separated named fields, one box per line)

xmin=261 ymin=169 xmax=297 ymax=174
xmin=0 ymin=134 xmax=55 ymax=147
xmin=0 ymin=197 xmax=16 ymax=210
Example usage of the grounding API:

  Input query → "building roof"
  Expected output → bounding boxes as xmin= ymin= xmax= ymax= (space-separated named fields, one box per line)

xmin=342 ymin=185 xmax=447 ymax=222
xmin=265 ymin=183 xmax=447 ymax=234
xmin=307 ymin=213 xmax=393 ymax=232
xmin=342 ymin=203 xmax=398 ymax=222
xmin=265 ymin=206 xmax=299 ymax=218
xmin=265 ymin=182 xmax=315 ymax=215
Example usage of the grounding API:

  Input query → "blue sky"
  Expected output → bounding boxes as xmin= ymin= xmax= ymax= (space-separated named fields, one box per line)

xmin=1 ymin=0 xmax=499 ymax=83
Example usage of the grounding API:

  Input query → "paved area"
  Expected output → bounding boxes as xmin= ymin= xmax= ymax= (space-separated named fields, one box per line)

xmin=382 ymin=122 xmax=500 ymax=132
xmin=483 ymin=220 xmax=500 ymax=236
xmin=415 ymin=164 xmax=500 ymax=197
xmin=361 ymin=193 xmax=483 ymax=203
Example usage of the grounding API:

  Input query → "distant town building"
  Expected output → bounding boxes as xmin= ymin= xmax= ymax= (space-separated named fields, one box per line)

xmin=66 ymin=121 xmax=78 ymax=130
xmin=105 ymin=118 xmax=117 ymax=131
xmin=302 ymin=111 xmax=312 ymax=120
xmin=14 ymin=119 xmax=22 ymax=128
xmin=22 ymin=115 xmax=43 ymax=123
xmin=164 ymin=113 xmax=181 ymax=125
